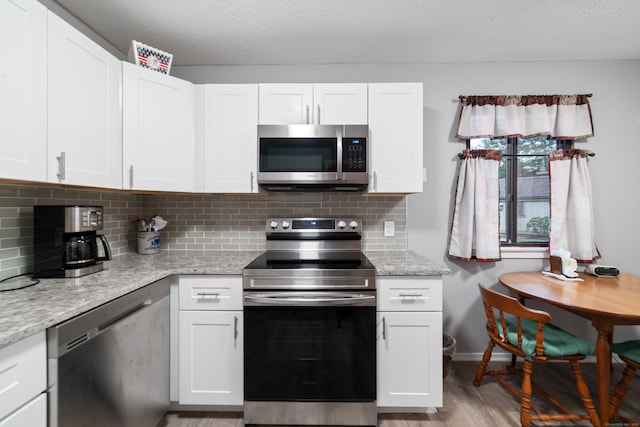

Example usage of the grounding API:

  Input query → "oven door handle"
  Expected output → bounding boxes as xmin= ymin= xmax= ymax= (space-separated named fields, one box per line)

xmin=244 ymin=292 xmax=376 ymax=306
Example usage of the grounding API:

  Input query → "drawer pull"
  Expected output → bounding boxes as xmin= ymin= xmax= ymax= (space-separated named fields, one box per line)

xmin=399 ymin=293 xmax=423 ymax=298
xmin=382 ymin=316 xmax=386 ymax=340
xmin=197 ymin=292 xmax=221 ymax=299
xmin=234 ymin=316 xmax=239 ymax=339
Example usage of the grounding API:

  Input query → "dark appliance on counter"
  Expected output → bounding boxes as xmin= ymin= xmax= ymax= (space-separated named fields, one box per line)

xmin=242 ymin=217 xmax=377 ymax=426
xmin=257 ymin=124 xmax=368 ymax=191
xmin=33 ymin=205 xmax=112 ymax=278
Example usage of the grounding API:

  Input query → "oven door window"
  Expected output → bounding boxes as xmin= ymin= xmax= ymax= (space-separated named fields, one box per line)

xmin=244 ymin=306 xmax=375 ymax=401
xmin=259 ymin=138 xmax=337 ymax=172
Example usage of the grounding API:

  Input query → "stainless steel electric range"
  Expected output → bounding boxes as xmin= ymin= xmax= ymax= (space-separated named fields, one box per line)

xmin=242 ymin=218 xmax=377 ymax=427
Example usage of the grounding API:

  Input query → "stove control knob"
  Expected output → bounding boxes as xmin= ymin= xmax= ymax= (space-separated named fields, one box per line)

xmin=269 ymin=221 xmax=279 ymax=229
xmin=349 ymin=220 xmax=359 ymax=229
xmin=337 ymin=220 xmax=346 ymax=229
xmin=281 ymin=221 xmax=290 ymax=229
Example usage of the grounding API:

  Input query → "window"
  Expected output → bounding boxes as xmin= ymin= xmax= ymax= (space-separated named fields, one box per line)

xmin=469 ymin=136 xmax=572 ymax=246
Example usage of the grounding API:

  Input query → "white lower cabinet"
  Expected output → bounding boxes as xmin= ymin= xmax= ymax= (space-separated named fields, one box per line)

xmin=0 ymin=394 xmax=46 ymax=427
xmin=177 ymin=276 xmax=243 ymax=406
xmin=377 ymin=277 xmax=443 ymax=409
xmin=0 ymin=331 xmax=46 ymax=426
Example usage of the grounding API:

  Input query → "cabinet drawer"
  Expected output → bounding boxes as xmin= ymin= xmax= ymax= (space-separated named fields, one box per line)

xmin=179 ymin=276 xmax=242 ymax=310
xmin=378 ymin=277 xmax=442 ymax=312
xmin=0 ymin=393 xmax=46 ymax=427
xmin=0 ymin=331 xmax=46 ymax=421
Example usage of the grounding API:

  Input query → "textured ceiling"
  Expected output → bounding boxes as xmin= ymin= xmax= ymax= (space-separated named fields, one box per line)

xmin=55 ymin=0 xmax=640 ymax=66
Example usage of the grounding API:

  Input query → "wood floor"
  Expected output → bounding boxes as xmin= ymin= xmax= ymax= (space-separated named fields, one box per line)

xmin=158 ymin=360 xmax=640 ymax=427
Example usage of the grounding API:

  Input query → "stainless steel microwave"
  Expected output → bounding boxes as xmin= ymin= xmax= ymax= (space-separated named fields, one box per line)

xmin=257 ymin=124 xmax=368 ymax=191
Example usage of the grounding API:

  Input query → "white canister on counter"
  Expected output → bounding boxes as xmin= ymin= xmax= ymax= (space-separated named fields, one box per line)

xmin=137 ymin=232 xmax=160 ymax=254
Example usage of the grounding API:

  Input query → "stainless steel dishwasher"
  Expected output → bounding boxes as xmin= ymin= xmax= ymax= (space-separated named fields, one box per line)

xmin=47 ymin=277 xmax=170 ymax=427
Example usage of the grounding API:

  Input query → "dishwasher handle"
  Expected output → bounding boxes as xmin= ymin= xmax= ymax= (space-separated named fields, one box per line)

xmin=98 ymin=298 xmax=152 ymax=332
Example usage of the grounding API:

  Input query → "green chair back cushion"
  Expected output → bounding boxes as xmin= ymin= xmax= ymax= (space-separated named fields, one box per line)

xmin=612 ymin=340 xmax=640 ymax=364
xmin=496 ymin=317 xmax=595 ymax=360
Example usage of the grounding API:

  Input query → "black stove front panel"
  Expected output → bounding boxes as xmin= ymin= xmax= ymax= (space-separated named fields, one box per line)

xmin=244 ymin=305 xmax=376 ymax=402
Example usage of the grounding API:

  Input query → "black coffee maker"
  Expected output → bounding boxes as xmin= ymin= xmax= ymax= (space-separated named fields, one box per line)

xmin=33 ymin=205 xmax=112 ymax=278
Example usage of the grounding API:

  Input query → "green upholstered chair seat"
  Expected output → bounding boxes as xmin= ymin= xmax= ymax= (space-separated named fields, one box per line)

xmin=496 ymin=317 xmax=595 ymax=360
xmin=612 ymin=340 xmax=640 ymax=364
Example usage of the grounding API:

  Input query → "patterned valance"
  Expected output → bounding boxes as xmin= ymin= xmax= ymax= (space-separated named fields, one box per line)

xmin=456 ymin=95 xmax=594 ymax=140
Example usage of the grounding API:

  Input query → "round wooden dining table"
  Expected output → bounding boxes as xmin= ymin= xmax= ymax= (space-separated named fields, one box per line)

xmin=499 ymin=271 xmax=640 ymax=426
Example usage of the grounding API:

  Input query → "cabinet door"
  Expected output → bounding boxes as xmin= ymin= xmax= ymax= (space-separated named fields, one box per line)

xmin=200 ymin=85 xmax=258 ymax=193
xmin=368 ymin=83 xmax=423 ymax=193
xmin=48 ymin=12 xmax=122 ymax=189
xmin=0 ymin=394 xmax=46 ymax=427
xmin=313 ymin=83 xmax=368 ymax=125
xmin=0 ymin=0 xmax=47 ymax=182
xmin=0 ymin=332 xmax=46 ymax=421
xmin=123 ymin=62 xmax=194 ymax=192
xmin=258 ymin=83 xmax=313 ymax=124
xmin=377 ymin=311 xmax=442 ymax=407
xmin=179 ymin=310 xmax=243 ymax=405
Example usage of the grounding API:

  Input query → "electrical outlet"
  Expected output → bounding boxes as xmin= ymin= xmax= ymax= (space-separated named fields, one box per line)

xmin=383 ymin=221 xmax=395 ymax=237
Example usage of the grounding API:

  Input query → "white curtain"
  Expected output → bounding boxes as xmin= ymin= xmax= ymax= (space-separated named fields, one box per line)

xmin=549 ymin=149 xmax=600 ymax=263
xmin=456 ymin=95 xmax=594 ymax=140
xmin=448 ymin=150 xmax=502 ymax=262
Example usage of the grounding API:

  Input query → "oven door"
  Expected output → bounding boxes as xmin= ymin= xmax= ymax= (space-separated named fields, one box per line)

xmin=243 ymin=291 xmax=376 ymax=402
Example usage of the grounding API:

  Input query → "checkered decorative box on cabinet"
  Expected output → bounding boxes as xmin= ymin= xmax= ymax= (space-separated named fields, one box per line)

xmin=128 ymin=40 xmax=173 ymax=75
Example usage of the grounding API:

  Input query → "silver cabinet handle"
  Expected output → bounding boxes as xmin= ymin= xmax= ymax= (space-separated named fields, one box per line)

xmin=234 ymin=316 xmax=238 ymax=339
xmin=129 ymin=165 xmax=134 ymax=189
xmin=305 ymin=105 xmax=310 ymax=124
xmin=250 ymin=172 xmax=254 ymax=192
xmin=56 ymin=152 xmax=66 ymax=181
xmin=373 ymin=171 xmax=378 ymax=191
xmin=316 ymin=104 xmax=320 ymax=124
xmin=382 ymin=316 xmax=386 ymax=340
xmin=399 ymin=293 xmax=423 ymax=298
xmin=197 ymin=292 xmax=221 ymax=298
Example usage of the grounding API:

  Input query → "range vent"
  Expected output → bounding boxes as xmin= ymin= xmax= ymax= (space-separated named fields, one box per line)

xmin=66 ymin=333 xmax=89 ymax=351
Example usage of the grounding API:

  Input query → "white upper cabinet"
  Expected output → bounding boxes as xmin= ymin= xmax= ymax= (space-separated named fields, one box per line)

xmin=0 ymin=0 xmax=47 ymax=182
xmin=368 ymin=83 xmax=424 ymax=194
xmin=48 ymin=12 xmax=122 ymax=189
xmin=258 ymin=83 xmax=367 ymax=125
xmin=197 ymin=84 xmax=258 ymax=193
xmin=312 ymin=84 xmax=368 ymax=125
xmin=122 ymin=62 xmax=195 ymax=192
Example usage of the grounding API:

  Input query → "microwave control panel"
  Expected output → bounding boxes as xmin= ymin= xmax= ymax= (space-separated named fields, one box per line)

xmin=342 ymin=138 xmax=367 ymax=172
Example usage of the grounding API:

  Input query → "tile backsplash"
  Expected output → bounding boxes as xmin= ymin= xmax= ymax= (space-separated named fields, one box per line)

xmin=0 ymin=184 xmax=143 ymax=280
xmin=0 ymin=184 xmax=406 ymax=280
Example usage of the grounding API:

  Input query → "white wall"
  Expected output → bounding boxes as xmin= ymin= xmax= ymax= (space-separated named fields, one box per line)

xmin=175 ymin=60 xmax=640 ymax=357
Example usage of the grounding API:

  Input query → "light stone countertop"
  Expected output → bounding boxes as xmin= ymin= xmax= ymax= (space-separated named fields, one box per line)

xmin=0 ymin=250 xmax=448 ymax=349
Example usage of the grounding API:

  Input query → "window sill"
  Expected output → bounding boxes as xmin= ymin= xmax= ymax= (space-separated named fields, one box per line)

xmin=501 ymin=246 xmax=549 ymax=259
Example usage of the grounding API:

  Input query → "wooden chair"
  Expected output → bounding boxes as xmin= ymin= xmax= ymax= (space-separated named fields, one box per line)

xmin=609 ymin=340 xmax=640 ymax=426
xmin=473 ymin=283 xmax=601 ymax=427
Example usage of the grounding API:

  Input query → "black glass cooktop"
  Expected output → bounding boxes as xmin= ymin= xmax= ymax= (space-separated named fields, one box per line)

xmin=244 ymin=251 xmax=375 ymax=271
